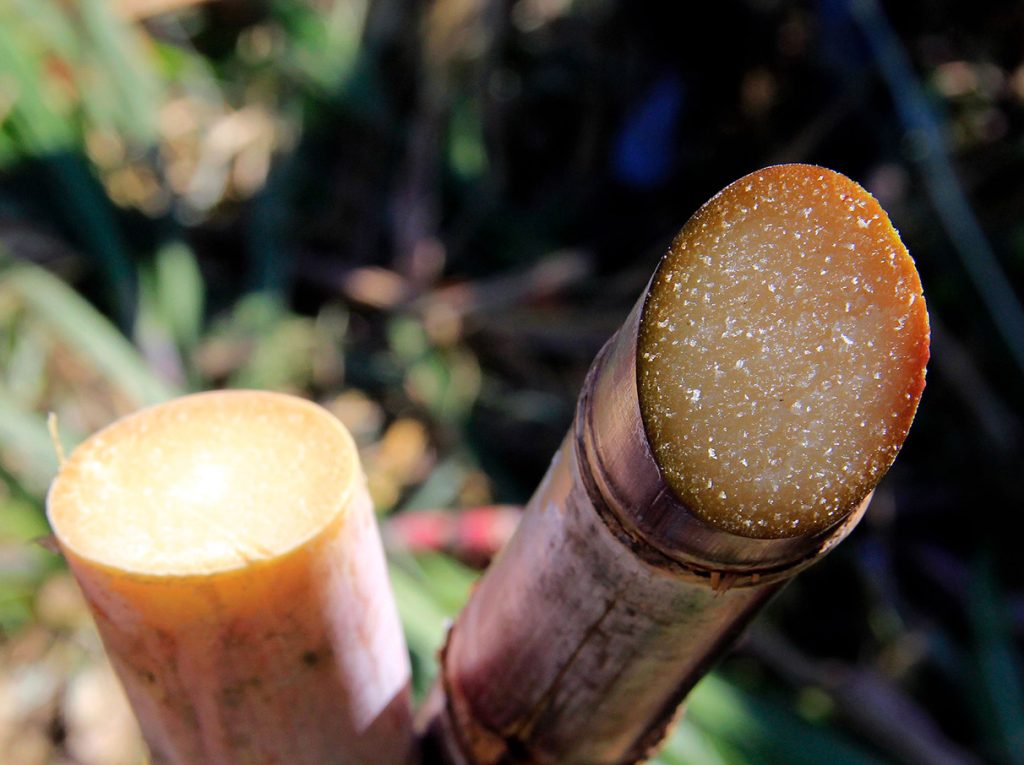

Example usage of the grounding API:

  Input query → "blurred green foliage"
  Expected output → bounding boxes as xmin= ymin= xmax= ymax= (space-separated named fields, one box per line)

xmin=1 ymin=0 xmax=1022 ymax=763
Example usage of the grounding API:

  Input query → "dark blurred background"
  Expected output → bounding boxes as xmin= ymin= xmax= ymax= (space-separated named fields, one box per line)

xmin=0 ymin=1 xmax=1022 ymax=763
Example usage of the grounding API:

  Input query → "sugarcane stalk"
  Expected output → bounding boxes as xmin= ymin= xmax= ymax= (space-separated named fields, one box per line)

xmin=46 ymin=390 xmax=415 ymax=765
xmin=419 ymin=164 xmax=930 ymax=765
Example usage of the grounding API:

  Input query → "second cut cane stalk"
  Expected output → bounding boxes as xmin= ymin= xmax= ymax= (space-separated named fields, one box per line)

xmin=420 ymin=165 xmax=929 ymax=765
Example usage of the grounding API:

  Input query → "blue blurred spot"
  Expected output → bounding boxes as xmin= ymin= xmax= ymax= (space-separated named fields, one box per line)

xmin=612 ymin=73 xmax=685 ymax=189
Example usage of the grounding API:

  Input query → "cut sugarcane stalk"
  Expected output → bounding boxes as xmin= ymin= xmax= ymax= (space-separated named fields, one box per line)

xmin=47 ymin=390 xmax=414 ymax=765
xmin=638 ymin=165 xmax=928 ymax=538
xmin=419 ymin=165 xmax=929 ymax=765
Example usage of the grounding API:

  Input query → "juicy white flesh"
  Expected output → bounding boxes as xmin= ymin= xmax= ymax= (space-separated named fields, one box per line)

xmin=47 ymin=390 xmax=358 ymax=574
xmin=638 ymin=165 xmax=928 ymax=539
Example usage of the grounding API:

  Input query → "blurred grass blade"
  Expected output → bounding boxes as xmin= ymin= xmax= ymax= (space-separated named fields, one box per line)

xmin=10 ymin=0 xmax=79 ymax=61
xmin=4 ymin=264 xmax=177 ymax=406
xmin=388 ymin=551 xmax=477 ymax=696
xmin=5 ymin=320 xmax=52 ymax=405
xmin=404 ymin=551 xmax=477 ymax=616
xmin=273 ymin=0 xmax=369 ymax=94
xmin=848 ymin=0 xmax=1024 ymax=377
xmin=400 ymin=457 xmax=468 ymax=511
xmin=0 ymin=11 xmax=73 ymax=154
xmin=0 ymin=389 xmax=81 ymax=492
xmin=655 ymin=716 xmax=746 ymax=765
xmin=136 ymin=241 xmax=204 ymax=387
xmin=80 ymin=0 xmax=160 ymax=141
xmin=969 ymin=552 xmax=1024 ymax=765
xmin=222 ymin=294 xmax=319 ymax=391
xmin=40 ymin=155 xmax=137 ymax=326
xmin=0 ymin=461 xmax=61 ymax=634
xmin=153 ymin=242 xmax=204 ymax=351
xmin=686 ymin=675 xmax=889 ymax=765
xmin=0 ymin=15 xmax=137 ymax=325
xmin=388 ymin=562 xmax=452 ymax=679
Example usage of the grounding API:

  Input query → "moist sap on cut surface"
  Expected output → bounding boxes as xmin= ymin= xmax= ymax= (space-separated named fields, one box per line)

xmin=637 ymin=165 xmax=928 ymax=539
xmin=47 ymin=391 xmax=358 ymax=575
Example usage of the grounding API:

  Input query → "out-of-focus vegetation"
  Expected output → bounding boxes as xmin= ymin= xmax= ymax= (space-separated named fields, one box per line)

xmin=0 ymin=1 xmax=1022 ymax=763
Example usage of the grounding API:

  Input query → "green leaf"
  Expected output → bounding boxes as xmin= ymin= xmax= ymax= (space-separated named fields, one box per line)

xmin=0 ymin=495 xmax=48 ymax=541
xmin=0 ymin=10 xmax=74 ymax=155
xmin=685 ymin=675 xmax=890 ymax=765
xmin=3 ymin=264 xmax=177 ymax=406
xmin=3 ymin=319 xmax=51 ymax=405
xmin=79 ymin=0 xmax=161 ymax=142
xmin=655 ymin=716 xmax=746 ymax=765
xmin=153 ymin=242 xmax=204 ymax=351
xmin=0 ymin=481 xmax=59 ymax=634
xmin=969 ymin=551 xmax=1024 ymax=765
xmin=0 ymin=10 xmax=137 ymax=323
xmin=222 ymin=295 xmax=317 ymax=391
xmin=388 ymin=551 xmax=477 ymax=696
xmin=273 ymin=0 xmax=369 ymax=94
xmin=0 ymin=388 xmax=81 ymax=492
xmin=400 ymin=457 xmax=468 ymax=512
xmin=449 ymin=96 xmax=488 ymax=180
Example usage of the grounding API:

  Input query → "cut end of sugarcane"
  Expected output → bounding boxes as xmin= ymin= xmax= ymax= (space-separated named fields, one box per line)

xmin=47 ymin=390 xmax=359 ymax=576
xmin=638 ymin=165 xmax=929 ymax=539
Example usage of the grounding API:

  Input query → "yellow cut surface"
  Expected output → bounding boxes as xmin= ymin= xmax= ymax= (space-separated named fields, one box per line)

xmin=47 ymin=390 xmax=359 ymax=575
xmin=638 ymin=165 xmax=929 ymax=539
